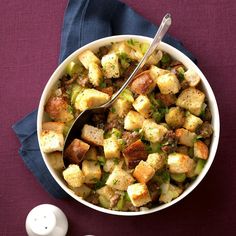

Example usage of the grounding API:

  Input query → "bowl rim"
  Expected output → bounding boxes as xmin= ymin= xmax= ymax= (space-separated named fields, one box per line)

xmin=37 ymin=34 xmax=220 ymax=216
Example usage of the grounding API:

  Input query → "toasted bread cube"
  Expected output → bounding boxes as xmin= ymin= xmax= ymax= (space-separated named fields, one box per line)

xmin=113 ymin=41 xmax=145 ymax=61
xmin=132 ymin=95 xmax=151 ymax=118
xmin=82 ymin=160 xmax=102 ymax=184
xmin=88 ymin=62 xmax=103 ymax=86
xmin=106 ymin=166 xmax=135 ymax=190
xmin=42 ymin=122 xmax=65 ymax=134
xmin=159 ymin=184 xmax=183 ymax=203
xmin=98 ymin=86 xmax=114 ymax=97
xmin=149 ymin=65 xmax=169 ymax=81
xmin=124 ymin=110 xmax=145 ymax=131
xmin=64 ymin=139 xmax=90 ymax=164
xmin=183 ymin=112 xmax=203 ymax=132
xmin=184 ymin=69 xmax=201 ymax=87
xmin=45 ymin=96 xmax=74 ymax=122
xmin=165 ymin=107 xmax=185 ymax=128
xmin=112 ymin=98 xmax=132 ymax=118
xmin=101 ymin=53 xmax=120 ymax=78
xmin=96 ymin=185 xmax=115 ymax=199
xmin=70 ymin=184 xmax=91 ymax=198
xmin=146 ymin=50 xmax=163 ymax=66
xmin=131 ymin=71 xmax=156 ymax=95
xmin=124 ymin=41 xmax=143 ymax=60
xmin=47 ymin=152 xmax=65 ymax=171
xmin=127 ymin=183 xmax=151 ymax=207
xmin=104 ymin=136 xmax=120 ymax=159
xmin=186 ymin=161 xmax=197 ymax=178
xmin=112 ymin=41 xmax=142 ymax=61
xmin=156 ymin=73 xmax=180 ymax=94
xmin=84 ymin=147 xmax=97 ymax=161
xmin=63 ymin=164 xmax=85 ymax=187
xmin=78 ymin=50 xmax=100 ymax=69
xmin=123 ymin=139 xmax=148 ymax=169
xmin=40 ymin=130 xmax=64 ymax=153
xmin=133 ymin=161 xmax=155 ymax=183
xmin=146 ymin=153 xmax=165 ymax=171
xmin=194 ymin=141 xmax=209 ymax=160
xmin=175 ymin=128 xmax=196 ymax=147
xmin=103 ymin=158 xmax=124 ymax=172
xmin=155 ymin=93 xmax=176 ymax=107
xmin=142 ymin=119 xmax=168 ymax=143
xmin=112 ymin=41 xmax=131 ymax=55
xmin=75 ymin=89 xmax=110 ymax=111
xmin=81 ymin=124 xmax=104 ymax=146
xmin=167 ymin=153 xmax=195 ymax=173
xmin=176 ymin=87 xmax=205 ymax=116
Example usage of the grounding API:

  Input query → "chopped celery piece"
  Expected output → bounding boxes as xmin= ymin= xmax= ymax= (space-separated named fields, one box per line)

xmin=120 ymin=89 xmax=134 ymax=103
xmin=161 ymin=53 xmax=171 ymax=64
xmin=119 ymin=53 xmax=130 ymax=69
xmin=200 ymin=103 xmax=207 ymax=119
xmin=177 ymin=66 xmax=185 ymax=74
xmin=160 ymin=182 xmax=170 ymax=194
xmin=177 ymin=67 xmax=185 ymax=82
xmin=150 ymin=142 xmax=162 ymax=153
xmin=170 ymin=173 xmax=186 ymax=182
xmin=153 ymin=170 xmax=170 ymax=185
xmin=70 ymin=85 xmax=83 ymax=104
xmin=188 ymin=147 xmax=194 ymax=158
xmin=66 ymin=61 xmax=80 ymax=76
xmin=97 ymin=156 xmax=106 ymax=166
xmin=140 ymin=42 xmax=150 ymax=54
xmin=194 ymin=159 xmax=206 ymax=175
xmin=126 ymin=38 xmax=140 ymax=46
xmin=115 ymin=195 xmax=124 ymax=211
xmin=99 ymin=195 xmax=110 ymax=209
xmin=124 ymin=191 xmax=131 ymax=202
xmin=111 ymin=128 xmax=121 ymax=138
xmin=67 ymin=105 xmax=73 ymax=114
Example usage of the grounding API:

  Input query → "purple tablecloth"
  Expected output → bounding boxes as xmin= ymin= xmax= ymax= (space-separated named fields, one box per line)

xmin=1 ymin=0 xmax=236 ymax=235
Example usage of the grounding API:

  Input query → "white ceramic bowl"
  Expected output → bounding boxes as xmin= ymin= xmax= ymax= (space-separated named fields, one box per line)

xmin=37 ymin=35 xmax=220 ymax=216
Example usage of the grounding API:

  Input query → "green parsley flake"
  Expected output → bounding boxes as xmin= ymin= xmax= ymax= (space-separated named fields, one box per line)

xmin=110 ymin=107 xmax=116 ymax=113
xmin=113 ymin=179 xmax=118 ymax=185
xmin=99 ymin=81 xmax=107 ymax=88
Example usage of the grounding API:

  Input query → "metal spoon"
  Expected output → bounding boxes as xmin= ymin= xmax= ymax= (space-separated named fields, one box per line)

xmin=63 ymin=13 xmax=172 ymax=158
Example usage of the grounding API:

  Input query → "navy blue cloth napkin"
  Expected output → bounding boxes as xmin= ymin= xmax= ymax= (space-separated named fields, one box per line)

xmin=12 ymin=0 xmax=196 ymax=199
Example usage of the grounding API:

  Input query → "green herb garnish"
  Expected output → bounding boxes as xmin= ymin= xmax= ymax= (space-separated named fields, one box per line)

xmin=99 ymin=81 xmax=107 ymax=88
xmin=113 ymin=158 xmax=120 ymax=165
xmin=67 ymin=105 xmax=73 ymax=114
xmin=94 ymin=172 xmax=109 ymax=190
xmin=110 ymin=107 xmax=116 ymax=113
xmin=113 ymin=179 xmax=118 ymax=185
xmin=127 ymin=38 xmax=139 ymax=46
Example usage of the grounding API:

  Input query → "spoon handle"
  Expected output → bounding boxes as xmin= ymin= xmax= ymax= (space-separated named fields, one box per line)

xmin=102 ymin=13 xmax=172 ymax=108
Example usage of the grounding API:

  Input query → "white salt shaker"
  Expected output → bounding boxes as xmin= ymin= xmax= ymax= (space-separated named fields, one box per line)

xmin=25 ymin=204 xmax=68 ymax=236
